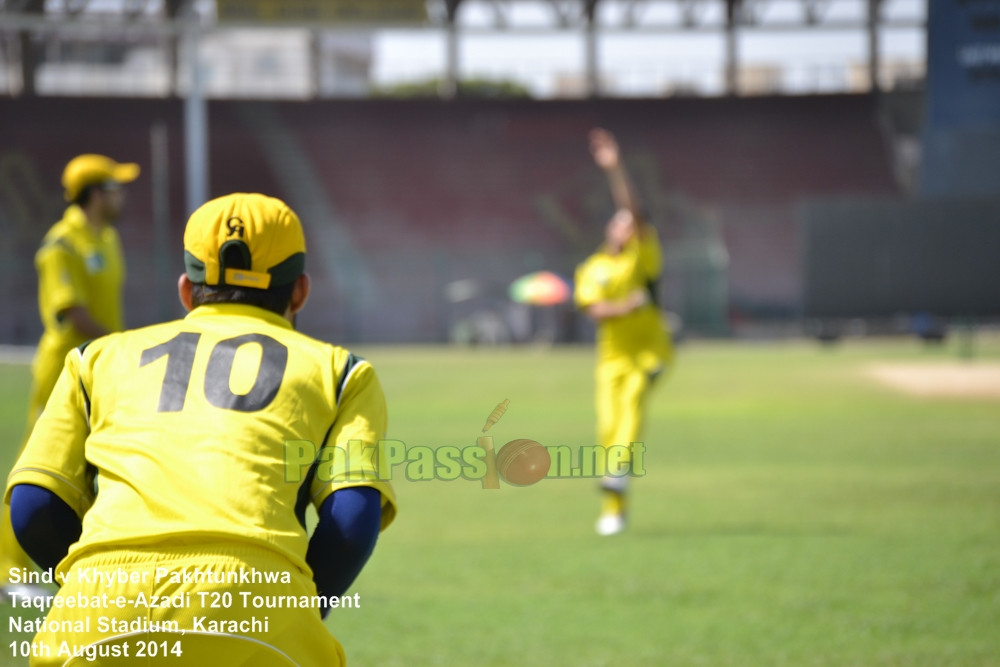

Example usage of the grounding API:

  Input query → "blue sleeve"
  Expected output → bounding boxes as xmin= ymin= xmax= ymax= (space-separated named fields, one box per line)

xmin=306 ymin=486 xmax=382 ymax=618
xmin=9 ymin=484 xmax=82 ymax=572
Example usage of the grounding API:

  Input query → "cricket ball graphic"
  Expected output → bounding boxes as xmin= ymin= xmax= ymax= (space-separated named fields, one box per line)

xmin=496 ymin=439 xmax=551 ymax=486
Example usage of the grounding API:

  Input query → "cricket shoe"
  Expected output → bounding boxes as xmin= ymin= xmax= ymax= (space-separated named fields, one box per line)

xmin=595 ymin=513 xmax=626 ymax=536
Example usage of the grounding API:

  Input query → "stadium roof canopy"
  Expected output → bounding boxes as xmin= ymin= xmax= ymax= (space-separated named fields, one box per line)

xmin=1 ymin=0 xmax=925 ymax=97
xmin=0 ymin=0 xmax=924 ymax=30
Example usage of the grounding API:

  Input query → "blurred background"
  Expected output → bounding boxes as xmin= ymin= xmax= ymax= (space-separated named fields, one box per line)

xmin=2 ymin=6 xmax=1000 ymax=665
xmin=0 ymin=0 xmax=997 ymax=346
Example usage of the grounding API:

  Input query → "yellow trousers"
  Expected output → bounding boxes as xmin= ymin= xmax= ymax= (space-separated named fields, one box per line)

xmin=594 ymin=357 xmax=663 ymax=474
xmin=23 ymin=544 xmax=345 ymax=667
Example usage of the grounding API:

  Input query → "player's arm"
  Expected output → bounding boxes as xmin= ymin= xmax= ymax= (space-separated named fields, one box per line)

xmin=583 ymin=289 xmax=650 ymax=322
xmin=60 ymin=306 xmax=110 ymax=340
xmin=37 ymin=241 xmax=108 ymax=338
xmin=575 ymin=258 xmax=650 ymax=323
xmin=308 ymin=355 xmax=397 ymax=616
xmin=306 ymin=487 xmax=381 ymax=618
xmin=590 ymin=128 xmax=642 ymax=220
xmin=8 ymin=484 xmax=82 ymax=572
xmin=4 ymin=347 xmax=96 ymax=547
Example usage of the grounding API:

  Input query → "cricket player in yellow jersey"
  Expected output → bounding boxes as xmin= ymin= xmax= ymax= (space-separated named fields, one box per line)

xmin=575 ymin=129 xmax=672 ymax=536
xmin=0 ymin=154 xmax=138 ymax=597
xmin=5 ymin=193 xmax=397 ymax=666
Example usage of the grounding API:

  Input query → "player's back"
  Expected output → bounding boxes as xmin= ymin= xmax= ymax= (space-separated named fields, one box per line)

xmin=65 ymin=302 xmax=376 ymax=571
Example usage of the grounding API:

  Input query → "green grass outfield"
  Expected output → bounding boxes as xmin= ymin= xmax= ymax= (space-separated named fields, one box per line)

xmin=2 ymin=337 xmax=999 ymax=666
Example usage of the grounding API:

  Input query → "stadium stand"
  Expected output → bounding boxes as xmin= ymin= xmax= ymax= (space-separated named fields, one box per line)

xmin=0 ymin=93 xmax=901 ymax=343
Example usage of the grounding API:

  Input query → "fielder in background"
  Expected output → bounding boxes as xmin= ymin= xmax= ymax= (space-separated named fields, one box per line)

xmin=5 ymin=193 xmax=397 ymax=666
xmin=574 ymin=129 xmax=673 ymax=536
xmin=1 ymin=154 xmax=139 ymax=598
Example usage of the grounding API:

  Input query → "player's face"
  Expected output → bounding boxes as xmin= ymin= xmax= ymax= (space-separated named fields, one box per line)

xmin=94 ymin=184 xmax=126 ymax=224
xmin=604 ymin=209 xmax=636 ymax=253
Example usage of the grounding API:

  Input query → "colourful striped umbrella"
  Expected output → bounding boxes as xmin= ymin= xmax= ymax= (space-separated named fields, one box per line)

xmin=509 ymin=271 xmax=572 ymax=306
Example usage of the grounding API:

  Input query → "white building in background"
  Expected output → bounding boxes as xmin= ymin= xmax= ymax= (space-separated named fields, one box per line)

xmin=9 ymin=28 xmax=375 ymax=99
xmin=318 ymin=33 xmax=375 ymax=97
xmin=0 ymin=0 xmax=925 ymax=99
xmin=193 ymin=30 xmax=375 ymax=98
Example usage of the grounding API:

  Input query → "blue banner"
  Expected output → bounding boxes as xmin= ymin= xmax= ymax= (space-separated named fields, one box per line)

xmin=922 ymin=0 xmax=1000 ymax=196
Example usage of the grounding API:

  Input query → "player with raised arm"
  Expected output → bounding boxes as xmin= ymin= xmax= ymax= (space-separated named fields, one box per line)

xmin=574 ymin=129 xmax=673 ymax=536
xmin=5 ymin=193 xmax=396 ymax=665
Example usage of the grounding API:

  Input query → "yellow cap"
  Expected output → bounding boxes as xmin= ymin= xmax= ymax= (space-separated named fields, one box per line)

xmin=183 ymin=193 xmax=306 ymax=289
xmin=62 ymin=154 xmax=140 ymax=202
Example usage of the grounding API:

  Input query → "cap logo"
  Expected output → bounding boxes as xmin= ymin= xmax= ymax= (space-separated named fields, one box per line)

xmin=183 ymin=193 xmax=306 ymax=289
xmin=226 ymin=217 xmax=245 ymax=238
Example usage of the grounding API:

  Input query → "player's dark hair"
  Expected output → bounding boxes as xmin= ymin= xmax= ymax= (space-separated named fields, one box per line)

xmin=74 ymin=182 xmax=120 ymax=207
xmin=189 ymin=282 xmax=296 ymax=316
xmin=73 ymin=185 xmax=97 ymax=207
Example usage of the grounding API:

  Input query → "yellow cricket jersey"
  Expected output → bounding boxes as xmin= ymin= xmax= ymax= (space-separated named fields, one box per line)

xmin=5 ymin=303 xmax=397 ymax=580
xmin=35 ymin=204 xmax=125 ymax=356
xmin=575 ymin=226 xmax=673 ymax=373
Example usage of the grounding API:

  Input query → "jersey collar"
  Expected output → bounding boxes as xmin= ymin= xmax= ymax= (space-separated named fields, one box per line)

xmin=63 ymin=203 xmax=118 ymax=241
xmin=184 ymin=303 xmax=293 ymax=329
xmin=63 ymin=204 xmax=98 ymax=238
